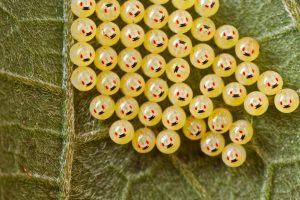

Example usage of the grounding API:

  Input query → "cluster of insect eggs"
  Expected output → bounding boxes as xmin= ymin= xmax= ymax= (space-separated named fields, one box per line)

xmin=70 ymin=0 xmax=299 ymax=167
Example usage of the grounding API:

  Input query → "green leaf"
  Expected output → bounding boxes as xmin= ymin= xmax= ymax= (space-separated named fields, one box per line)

xmin=0 ymin=0 xmax=300 ymax=199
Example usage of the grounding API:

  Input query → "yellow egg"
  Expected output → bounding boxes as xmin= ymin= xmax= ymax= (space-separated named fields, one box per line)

xmin=156 ymin=130 xmax=180 ymax=154
xmin=189 ymin=95 xmax=213 ymax=119
xmin=222 ymin=82 xmax=247 ymax=106
xmin=222 ymin=143 xmax=246 ymax=167
xmin=200 ymin=132 xmax=225 ymax=156
xmin=121 ymin=24 xmax=145 ymax=48
xmin=214 ymin=25 xmax=239 ymax=49
xmin=144 ymin=78 xmax=169 ymax=103
xmin=96 ymin=71 xmax=120 ymax=95
xmin=89 ymin=95 xmax=115 ymax=120
xmin=71 ymin=66 xmax=97 ymax=91
xmin=144 ymin=30 xmax=168 ymax=54
xmin=274 ymin=88 xmax=299 ymax=113
xmin=166 ymin=58 xmax=190 ymax=83
xmin=118 ymin=48 xmax=142 ymax=72
xmin=190 ymin=43 xmax=215 ymax=69
xmin=120 ymin=0 xmax=145 ymax=24
xmin=115 ymin=96 xmax=139 ymax=120
xmin=229 ymin=120 xmax=253 ymax=144
xmin=71 ymin=0 xmax=96 ymax=17
xmin=168 ymin=34 xmax=192 ymax=58
xmin=235 ymin=37 xmax=260 ymax=62
xmin=132 ymin=128 xmax=156 ymax=153
xmin=109 ymin=120 xmax=134 ymax=144
xmin=257 ymin=71 xmax=283 ymax=96
xmin=144 ymin=4 xmax=169 ymax=29
xmin=195 ymin=0 xmax=219 ymax=17
xmin=183 ymin=116 xmax=206 ymax=140
xmin=120 ymin=73 xmax=145 ymax=97
xmin=96 ymin=22 xmax=120 ymax=46
xmin=142 ymin=54 xmax=166 ymax=78
xmin=168 ymin=10 xmax=193 ymax=34
xmin=208 ymin=108 xmax=233 ymax=134
xmin=172 ymin=0 xmax=196 ymax=10
xmin=168 ymin=83 xmax=193 ymax=107
xmin=94 ymin=46 xmax=118 ymax=71
xmin=199 ymin=74 xmax=224 ymax=98
xmin=138 ymin=102 xmax=162 ymax=126
xmin=71 ymin=18 xmax=96 ymax=42
xmin=162 ymin=106 xmax=186 ymax=130
xmin=191 ymin=17 xmax=216 ymax=42
xmin=70 ymin=42 xmax=95 ymax=66
xmin=96 ymin=0 xmax=120 ymax=21
xmin=244 ymin=91 xmax=269 ymax=116
xmin=235 ymin=62 xmax=260 ymax=86
xmin=212 ymin=53 xmax=237 ymax=77
xmin=150 ymin=0 xmax=169 ymax=4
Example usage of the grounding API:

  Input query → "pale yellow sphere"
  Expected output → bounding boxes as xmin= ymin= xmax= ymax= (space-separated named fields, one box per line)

xmin=199 ymin=74 xmax=224 ymax=98
xmin=156 ymin=130 xmax=180 ymax=154
xmin=191 ymin=17 xmax=216 ymax=42
xmin=89 ymin=95 xmax=115 ymax=120
xmin=71 ymin=0 xmax=96 ymax=17
xmin=195 ymin=0 xmax=219 ymax=17
xmin=70 ymin=42 xmax=95 ymax=66
xmin=168 ymin=10 xmax=193 ymax=34
xmin=208 ymin=108 xmax=233 ymax=134
xmin=257 ymin=71 xmax=283 ymax=96
xmin=71 ymin=18 xmax=96 ymax=42
xmin=235 ymin=37 xmax=260 ymax=62
xmin=212 ymin=53 xmax=237 ymax=77
xmin=94 ymin=46 xmax=118 ymax=71
xmin=138 ymin=102 xmax=162 ymax=126
xmin=168 ymin=83 xmax=193 ymax=107
xmin=222 ymin=82 xmax=247 ymax=106
xmin=235 ymin=62 xmax=260 ymax=86
xmin=142 ymin=54 xmax=166 ymax=78
xmin=150 ymin=0 xmax=169 ymax=4
xmin=96 ymin=71 xmax=120 ymax=95
xmin=121 ymin=24 xmax=145 ymax=48
xmin=183 ymin=116 xmax=206 ymax=140
xmin=229 ymin=120 xmax=253 ymax=144
xmin=200 ymin=132 xmax=225 ymax=156
xmin=172 ymin=0 xmax=196 ymax=9
xmin=214 ymin=25 xmax=239 ymax=49
xmin=244 ymin=91 xmax=269 ymax=116
xmin=189 ymin=95 xmax=213 ymax=119
xmin=190 ymin=43 xmax=215 ymax=69
xmin=120 ymin=0 xmax=145 ymax=24
xmin=144 ymin=30 xmax=168 ymax=54
xmin=166 ymin=58 xmax=190 ymax=83
xmin=144 ymin=78 xmax=169 ymax=103
xmin=96 ymin=0 xmax=120 ymax=21
xmin=118 ymin=48 xmax=142 ymax=73
xmin=120 ymin=73 xmax=145 ymax=97
xmin=115 ymin=96 xmax=139 ymax=120
xmin=222 ymin=143 xmax=246 ymax=167
xmin=162 ymin=106 xmax=186 ymax=130
xmin=132 ymin=128 xmax=156 ymax=153
xmin=109 ymin=120 xmax=134 ymax=144
xmin=96 ymin=22 xmax=120 ymax=46
xmin=71 ymin=66 xmax=97 ymax=91
xmin=168 ymin=34 xmax=192 ymax=58
xmin=144 ymin=4 xmax=169 ymax=29
xmin=274 ymin=88 xmax=299 ymax=113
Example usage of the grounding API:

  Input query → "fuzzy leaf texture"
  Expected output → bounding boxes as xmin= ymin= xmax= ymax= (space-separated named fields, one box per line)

xmin=0 ymin=0 xmax=300 ymax=199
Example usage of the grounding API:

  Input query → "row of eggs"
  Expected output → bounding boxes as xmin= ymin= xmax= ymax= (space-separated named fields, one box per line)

xmin=108 ymin=108 xmax=249 ymax=167
xmin=71 ymin=0 xmax=220 ymax=20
